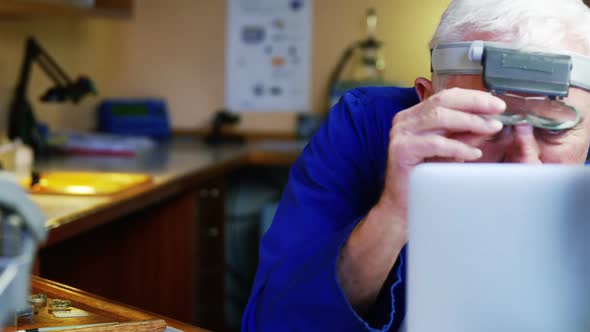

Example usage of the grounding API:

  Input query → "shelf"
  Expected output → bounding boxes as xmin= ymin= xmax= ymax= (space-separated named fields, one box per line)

xmin=0 ymin=0 xmax=132 ymax=19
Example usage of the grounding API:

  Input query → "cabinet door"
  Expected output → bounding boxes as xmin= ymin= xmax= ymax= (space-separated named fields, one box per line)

xmin=194 ymin=177 xmax=226 ymax=331
xmin=39 ymin=190 xmax=199 ymax=323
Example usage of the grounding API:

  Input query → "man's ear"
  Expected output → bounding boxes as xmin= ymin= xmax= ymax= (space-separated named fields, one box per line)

xmin=415 ymin=77 xmax=434 ymax=102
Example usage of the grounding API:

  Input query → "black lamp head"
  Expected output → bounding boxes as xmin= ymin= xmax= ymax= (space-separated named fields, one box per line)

xmin=40 ymin=76 xmax=96 ymax=104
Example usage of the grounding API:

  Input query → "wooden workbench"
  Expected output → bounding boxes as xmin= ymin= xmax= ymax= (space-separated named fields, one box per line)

xmin=31 ymin=139 xmax=304 ymax=331
xmin=4 ymin=276 xmax=206 ymax=332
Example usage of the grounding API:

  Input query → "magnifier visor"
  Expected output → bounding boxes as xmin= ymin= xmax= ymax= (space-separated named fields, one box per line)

xmin=493 ymin=93 xmax=581 ymax=131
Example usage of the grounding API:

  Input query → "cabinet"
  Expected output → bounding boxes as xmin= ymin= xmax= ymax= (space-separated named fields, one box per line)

xmin=37 ymin=176 xmax=226 ymax=331
xmin=30 ymin=140 xmax=303 ymax=332
xmin=0 ymin=0 xmax=133 ymax=18
xmin=195 ymin=178 xmax=226 ymax=331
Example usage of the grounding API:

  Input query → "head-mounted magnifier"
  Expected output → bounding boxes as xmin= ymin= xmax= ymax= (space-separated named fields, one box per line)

xmin=431 ymin=41 xmax=590 ymax=131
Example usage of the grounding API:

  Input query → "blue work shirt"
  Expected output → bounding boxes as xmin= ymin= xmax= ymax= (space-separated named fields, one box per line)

xmin=242 ymin=87 xmax=421 ymax=332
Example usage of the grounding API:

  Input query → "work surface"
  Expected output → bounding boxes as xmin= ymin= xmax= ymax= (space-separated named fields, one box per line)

xmin=29 ymin=138 xmax=304 ymax=329
xmin=32 ymin=138 xmax=304 ymax=247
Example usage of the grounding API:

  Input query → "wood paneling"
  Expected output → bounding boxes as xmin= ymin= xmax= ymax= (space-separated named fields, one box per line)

xmin=38 ymin=175 xmax=228 ymax=330
xmin=39 ymin=190 xmax=199 ymax=323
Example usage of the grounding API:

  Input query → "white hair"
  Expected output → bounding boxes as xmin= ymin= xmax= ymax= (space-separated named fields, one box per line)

xmin=430 ymin=0 xmax=590 ymax=55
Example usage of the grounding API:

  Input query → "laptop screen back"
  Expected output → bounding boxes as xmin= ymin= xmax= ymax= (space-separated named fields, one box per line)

xmin=407 ymin=164 xmax=590 ymax=332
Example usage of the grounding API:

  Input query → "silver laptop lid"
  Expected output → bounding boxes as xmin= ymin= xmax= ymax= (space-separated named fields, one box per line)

xmin=407 ymin=164 xmax=590 ymax=332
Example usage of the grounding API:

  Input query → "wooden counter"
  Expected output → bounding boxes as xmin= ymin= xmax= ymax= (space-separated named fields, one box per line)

xmin=31 ymin=139 xmax=304 ymax=331
xmin=35 ymin=140 xmax=303 ymax=243
xmin=4 ymin=276 xmax=206 ymax=332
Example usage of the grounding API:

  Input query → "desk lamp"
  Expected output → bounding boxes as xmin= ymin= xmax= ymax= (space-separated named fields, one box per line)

xmin=8 ymin=37 xmax=96 ymax=156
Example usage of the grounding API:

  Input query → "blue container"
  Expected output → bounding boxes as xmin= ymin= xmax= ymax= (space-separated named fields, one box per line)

xmin=97 ymin=99 xmax=171 ymax=140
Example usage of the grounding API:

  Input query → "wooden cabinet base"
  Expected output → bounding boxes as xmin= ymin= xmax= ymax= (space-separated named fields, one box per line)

xmin=38 ymin=179 xmax=226 ymax=331
xmin=39 ymin=191 xmax=198 ymax=323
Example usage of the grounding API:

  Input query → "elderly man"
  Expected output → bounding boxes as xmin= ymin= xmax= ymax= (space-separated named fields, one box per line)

xmin=242 ymin=0 xmax=590 ymax=331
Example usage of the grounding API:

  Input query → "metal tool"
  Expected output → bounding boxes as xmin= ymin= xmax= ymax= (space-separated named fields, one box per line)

xmin=28 ymin=294 xmax=47 ymax=308
xmin=48 ymin=299 xmax=71 ymax=312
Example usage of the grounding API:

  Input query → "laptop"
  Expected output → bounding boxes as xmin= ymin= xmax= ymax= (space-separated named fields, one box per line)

xmin=407 ymin=164 xmax=590 ymax=332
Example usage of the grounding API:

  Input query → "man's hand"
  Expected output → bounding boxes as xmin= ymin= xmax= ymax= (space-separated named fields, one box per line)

xmin=377 ymin=87 xmax=506 ymax=227
xmin=337 ymin=88 xmax=505 ymax=315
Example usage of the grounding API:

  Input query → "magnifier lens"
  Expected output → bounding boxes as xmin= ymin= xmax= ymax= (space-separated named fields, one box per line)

xmin=492 ymin=93 xmax=580 ymax=130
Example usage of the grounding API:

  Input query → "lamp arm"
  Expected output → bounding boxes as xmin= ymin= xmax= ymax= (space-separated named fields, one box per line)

xmin=13 ymin=38 xmax=39 ymax=100
xmin=9 ymin=36 xmax=96 ymax=154
xmin=9 ymin=36 xmax=73 ymax=154
xmin=35 ymin=42 xmax=74 ymax=88
xmin=31 ymin=37 xmax=75 ymax=88
xmin=15 ymin=37 xmax=76 ymax=99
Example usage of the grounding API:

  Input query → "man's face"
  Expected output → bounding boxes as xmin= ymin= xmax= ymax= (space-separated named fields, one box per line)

xmin=438 ymin=74 xmax=590 ymax=164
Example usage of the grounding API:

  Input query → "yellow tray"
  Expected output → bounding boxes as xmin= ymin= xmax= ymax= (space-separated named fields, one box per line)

xmin=21 ymin=171 xmax=153 ymax=196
